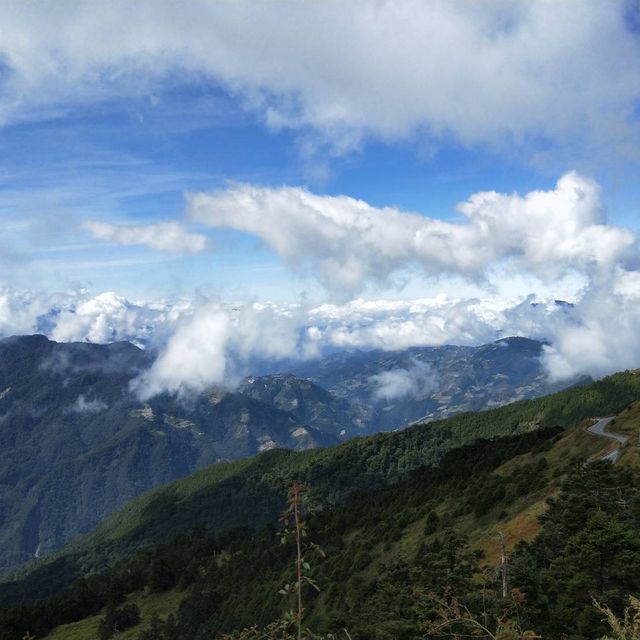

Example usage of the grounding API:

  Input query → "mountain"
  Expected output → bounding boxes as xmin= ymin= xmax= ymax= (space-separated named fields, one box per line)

xmin=0 ymin=334 xmax=579 ymax=577
xmin=0 ymin=335 xmax=341 ymax=576
xmin=1 ymin=370 xmax=640 ymax=640
xmin=284 ymin=336 xmax=580 ymax=431
xmin=237 ymin=373 xmax=369 ymax=436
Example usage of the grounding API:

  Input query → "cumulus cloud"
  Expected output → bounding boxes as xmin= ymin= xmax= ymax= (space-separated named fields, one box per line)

xmin=131 ymin=302 xmax=319 ymax=399
xmin=0 ymin=1 xmax=637 ymax=160
xmin=187 ymin=171 xmax=640 ymax=383
xmin=0 ymin=288 xmax=51 ymax=336
xmin=2 ymin=281 xmax=640 ymax=395
xmin=309 ymin=297 xmax=504 ymax=350
xmin=132 ymin=296 xmax=517 ymax=399
xmin=541 ymin=268 xmax=640 ymax=381
xmin=49 ymin=291 xmax=192 ymax=346
xmin=132 ymin=305 xmax=231 ymax=399
xmin=370 ymin=359 xmax=438 ymax=402
xmin=3 ymin=168 xmax=640 ymax=391
xmin=188 ymin=172 xmax=634 ymax=298
xmin=0 ymin=285 xmax=534 ymax=353
xmin=0 ymin=288 xmax=193 ymax=347
xmin=82 ymin=221 xmax=208 ymax=254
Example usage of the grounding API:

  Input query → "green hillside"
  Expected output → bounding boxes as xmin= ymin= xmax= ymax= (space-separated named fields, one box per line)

xmin=1 ymin=370 xmax=640 ymax=639
xmin=0 ymin=334 xmax=572 ymax=578
xmin=70 ymin=370 xmax=640 ymax=562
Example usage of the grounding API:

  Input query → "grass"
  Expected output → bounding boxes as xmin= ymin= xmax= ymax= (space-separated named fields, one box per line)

xmin=470 ymin=415 xmax=619 ymax=563
xmin=355 ymin=412 xmax=627 ymax=572
xmin=44 ymin=588 xmax=185 ymax=640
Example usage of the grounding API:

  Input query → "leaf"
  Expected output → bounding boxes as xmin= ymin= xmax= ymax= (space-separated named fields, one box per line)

xmin=304 ymin=576 xmax=321 ymax=592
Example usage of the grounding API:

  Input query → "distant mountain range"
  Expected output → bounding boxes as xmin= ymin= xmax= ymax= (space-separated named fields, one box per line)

xmin=0 ymin=333 xmax=580 ymax=575
xmin=282 ymin=336 xmax=582 ymax=430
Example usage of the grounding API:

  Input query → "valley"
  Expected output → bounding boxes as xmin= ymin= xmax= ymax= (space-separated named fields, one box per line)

xmin=0 ymin=333 xmax=575 ymax=576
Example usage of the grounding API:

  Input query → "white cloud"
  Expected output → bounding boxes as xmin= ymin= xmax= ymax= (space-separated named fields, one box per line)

xmin=70 ymin=395 xmax=107 ymax=414
xmin=309 ymin=297 xmax=502 ymax=350
xmin=1 ymin=280 xmax=640 ymax=395
xmin=2 ymin=169 xmax=640 ymax=391
xmin=370 ymin=359 xmax=438 ymax=402
xmin=187 ymin=172 xmax=634 ymax=298
xmin=132 ymin=305 xmax=231 ymax=399
xmin=131 ymin=302 xmax=319 ymax=399
xmin=541 ymin=268 xmax=640 ymax=381
xmin=49 ymin=291 xmax=191 ymax=346
xmin=0 ymin=288 xmax=50 ymax=336
xmin=131 ymin=295 xmax=518 ymax=399
xmin=0 ymin=1 xmax=637 ymax=160
xmin=82 ymin=221 xmax=207 ymax=254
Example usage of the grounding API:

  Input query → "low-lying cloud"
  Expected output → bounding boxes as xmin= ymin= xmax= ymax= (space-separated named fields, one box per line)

xmin=131 ymin=302 xmax=318 ymax=399
xmin=370 ymin=360 xmax=438 ymax=403
xmin=0 ymin=284 xmax=606 ymax=398
xmin=48 ymin=291 xmax=189 ymax=347
xmin=541 ymin=269 xmax=640 ymax=381
xmin=69 ymin=395 xmax=108 ymax=414
xmin=1 ymin=282 xmax=639 ymax=396
xmin=3 ymin=170 xmax=640 ymax=395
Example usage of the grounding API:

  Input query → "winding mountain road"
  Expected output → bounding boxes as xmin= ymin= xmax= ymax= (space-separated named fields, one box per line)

xmin=587 ymin=417 xmax=629 ymax=463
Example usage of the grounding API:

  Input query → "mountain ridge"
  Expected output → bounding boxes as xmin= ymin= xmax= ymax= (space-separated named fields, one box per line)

xmin=0 ymin=334 xmax=579 ymax=576
xmin=2 ymin=369 xmax=640 ymax=639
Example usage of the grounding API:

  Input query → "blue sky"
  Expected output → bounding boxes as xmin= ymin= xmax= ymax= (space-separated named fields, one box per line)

xmin=0 ymin=0 xmax=637 ymax=305
xmin=2 ymin=1 xmax=640 ymax=392
xmin=3 ymin=88 xmax=639 ymax=302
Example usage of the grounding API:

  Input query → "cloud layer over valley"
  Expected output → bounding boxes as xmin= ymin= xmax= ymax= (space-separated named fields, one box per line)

xmin=3 ymin=170 xmax=640 ymax=396
xmin=2 ymin=263 xmax=639 ymax=399
xmin=0 ymin=0 xmax=639 ymax=402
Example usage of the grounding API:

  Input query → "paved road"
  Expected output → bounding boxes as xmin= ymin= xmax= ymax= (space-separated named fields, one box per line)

xmin=587 ymin=417 xmax=629 ymax=463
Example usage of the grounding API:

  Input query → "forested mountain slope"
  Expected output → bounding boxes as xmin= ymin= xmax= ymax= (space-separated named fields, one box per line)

xmin=1 ymin=371 xmax=639 ymax=640
xmin=285 ymin=336 xmax=578 ymax=430
xmin=0 ymin=336 xmax=341 ymax=575
xmin=0 ymin=334 xmax=579 ymax=575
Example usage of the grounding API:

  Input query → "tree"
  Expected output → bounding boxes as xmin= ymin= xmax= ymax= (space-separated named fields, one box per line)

xmin=547 ymin=511 xmax=640 ymax=637
xmin=137 ymin=613 xmax=163 ymax=640
xmin=98 ymin=602 xmax=141 ymax=640
xmin=425 ymin=511 xmax=440 ymax=535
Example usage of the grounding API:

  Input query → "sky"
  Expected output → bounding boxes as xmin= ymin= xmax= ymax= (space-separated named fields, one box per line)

xmin=1 ymin=0 xmax=640 ymax=396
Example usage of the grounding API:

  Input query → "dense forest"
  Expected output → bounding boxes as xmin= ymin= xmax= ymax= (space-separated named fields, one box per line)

xmin=1 ymin=425 xmax=639 ymax=639
xmin=1 ymin=371 xmax=640 ymax=639
xmin=57 ymin=370 xmax=640 ymax=573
